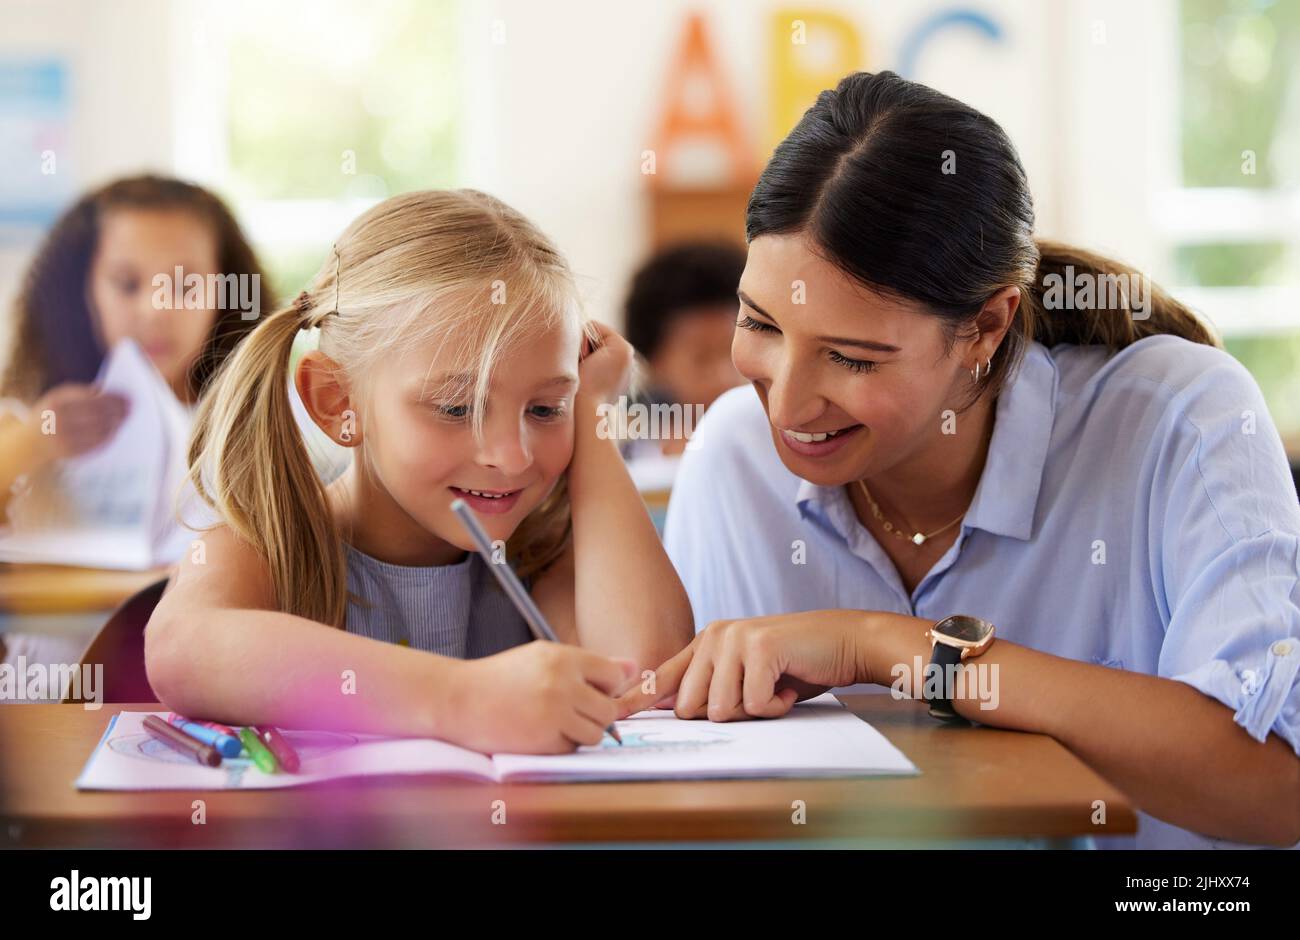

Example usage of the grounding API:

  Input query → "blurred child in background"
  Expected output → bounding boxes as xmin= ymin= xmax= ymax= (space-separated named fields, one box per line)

xmin=619 ymin=242 xmax=745 ymax=493
xmin=0 ymin=175 xmax=274 ymax=680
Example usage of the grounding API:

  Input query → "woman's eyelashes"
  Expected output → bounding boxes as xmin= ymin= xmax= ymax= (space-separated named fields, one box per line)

xmin=736 ymin=315 xmax=879 ymax=374
xmin=737 ymin=314 xmax=777 ymax=334
xmin=827 ymin=349 xmax=879 ymax=374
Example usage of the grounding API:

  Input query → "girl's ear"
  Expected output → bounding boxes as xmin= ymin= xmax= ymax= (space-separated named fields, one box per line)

xmin=295 ymin=351 xmax=361 ymax=447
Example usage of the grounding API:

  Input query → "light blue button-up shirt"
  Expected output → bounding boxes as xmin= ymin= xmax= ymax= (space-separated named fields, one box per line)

xmin=664 ymin=335 xmax=1300 ymax=849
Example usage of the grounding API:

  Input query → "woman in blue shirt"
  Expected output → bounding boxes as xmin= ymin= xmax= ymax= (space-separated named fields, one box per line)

xmin=620 ymin=71 xmax=1300 ymax=849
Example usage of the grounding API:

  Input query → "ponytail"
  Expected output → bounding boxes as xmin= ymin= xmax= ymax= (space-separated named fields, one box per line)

xmin=1022 ymin=239 xmax=1219 ymax=351
xmin=187 ymin=301 xmax=347 ymax=627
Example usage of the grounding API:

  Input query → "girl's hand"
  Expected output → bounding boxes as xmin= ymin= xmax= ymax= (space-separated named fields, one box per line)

xmin=616 ymin=610 xmax=931 ymax=721
xmin=576 ymin=320 xmax=634 ymax=406
xmin=28 ymin=383 xmax=130 ymax=464
xmin=448 ymin=641 xmax=638 ymax=753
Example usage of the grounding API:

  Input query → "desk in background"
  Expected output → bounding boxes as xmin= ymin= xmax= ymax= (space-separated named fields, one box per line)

xmin=0 ymin=563 xmax=165 ymax=618
xmin=0 ymin=564 xmax=168 ymax=700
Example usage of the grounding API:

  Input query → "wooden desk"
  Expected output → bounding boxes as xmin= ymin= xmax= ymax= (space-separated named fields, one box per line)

xmin=0 ymin=695 xmax=1136 ymax=848
xmin=0 ymin=563 xmax=166 ymax=616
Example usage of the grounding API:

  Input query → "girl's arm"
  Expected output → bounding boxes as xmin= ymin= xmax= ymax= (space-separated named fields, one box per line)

xmin=532 ymin=324 xmax=694 ymax=668
xmin=146 ymin=525 xmax=632 ymax=752
xmin=146 ymin=523 xmax=467 ymax=737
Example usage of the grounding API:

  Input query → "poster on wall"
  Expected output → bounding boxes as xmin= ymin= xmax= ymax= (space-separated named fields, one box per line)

xmin=0 ymin=59 xmax=73 ymax=244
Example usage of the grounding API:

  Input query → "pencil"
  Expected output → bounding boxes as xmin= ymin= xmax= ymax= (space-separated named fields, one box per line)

xmin=450 ymin=497 xmax=623 ymax=745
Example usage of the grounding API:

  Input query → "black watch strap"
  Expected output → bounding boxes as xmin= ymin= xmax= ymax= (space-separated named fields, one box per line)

xmin=926 ymin=641 xmax=969 ymax=723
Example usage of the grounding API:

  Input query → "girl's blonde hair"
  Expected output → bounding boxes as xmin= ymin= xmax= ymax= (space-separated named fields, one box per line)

xmin=188 ymin=189 xmax=586 ymax=628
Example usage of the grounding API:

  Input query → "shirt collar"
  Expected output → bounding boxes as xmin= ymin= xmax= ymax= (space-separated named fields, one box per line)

xmin=795 ymin=340 xmax=1058 ymax=543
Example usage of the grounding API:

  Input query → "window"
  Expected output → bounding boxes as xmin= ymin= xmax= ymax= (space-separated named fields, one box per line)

xmin=172 ymin=0 xmax=461 ymax=298
xmin=1171 ymin=0 xmax=1300 ymax=441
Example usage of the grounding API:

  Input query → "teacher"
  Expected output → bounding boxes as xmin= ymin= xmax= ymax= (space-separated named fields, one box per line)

xmin=622 ymin=71 xmax=1300 ymax=849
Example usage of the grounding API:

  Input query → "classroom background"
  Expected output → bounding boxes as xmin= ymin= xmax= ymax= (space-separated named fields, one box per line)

xmin=1 ymin=0 xmax=1297 ymax=426
xmin=1 ymin=0 xmax=1298 ymax=681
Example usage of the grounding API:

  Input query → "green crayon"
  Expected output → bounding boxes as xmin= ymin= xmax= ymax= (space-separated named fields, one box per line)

xmin=237 ymin=727 xmax=279 ymax=774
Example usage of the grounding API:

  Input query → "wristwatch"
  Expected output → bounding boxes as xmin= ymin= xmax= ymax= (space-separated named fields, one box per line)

xmin=924 ymin=614 xmax=996 ymax=722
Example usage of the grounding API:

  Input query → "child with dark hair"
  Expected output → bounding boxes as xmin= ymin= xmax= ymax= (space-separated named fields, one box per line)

xmin=624 ymin=241 xmax=746 ymax=416
xmin=0 ymin=174 xmax=276 ymax=513
xmin=621 ymin=242 xmax=745 ymax=474
xmin=0 ymin=175 xmax=275 ymax=685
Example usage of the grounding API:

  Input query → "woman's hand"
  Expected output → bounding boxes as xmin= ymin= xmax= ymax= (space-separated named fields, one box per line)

xmin=614 ymin=612 xmax=865 ymax=722
xmin=576 ymin=320 xmax=634 ymax=407
xmin=28 ymin=383 xmax=130 ymax=464
xmin=617 ymin=610 xmax=934 ymax=721
xmin=446 ymin=641 xmax=638 ymax=754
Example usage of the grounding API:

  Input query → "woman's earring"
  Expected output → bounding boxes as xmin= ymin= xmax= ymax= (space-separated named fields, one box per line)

xmin=970 ymin=357 xmax=992 ymax=382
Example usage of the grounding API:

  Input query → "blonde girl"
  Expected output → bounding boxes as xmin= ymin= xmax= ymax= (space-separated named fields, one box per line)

xmin=145 ymin=190 xmax=693 ymax=753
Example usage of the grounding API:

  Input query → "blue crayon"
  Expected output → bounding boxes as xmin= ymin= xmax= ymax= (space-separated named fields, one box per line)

xmin=166 ymin=714 xmax=242 ymax=758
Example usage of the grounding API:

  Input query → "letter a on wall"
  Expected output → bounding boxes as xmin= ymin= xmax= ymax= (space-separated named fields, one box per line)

xmin=651 ymin=12 xmax=752 ymax=188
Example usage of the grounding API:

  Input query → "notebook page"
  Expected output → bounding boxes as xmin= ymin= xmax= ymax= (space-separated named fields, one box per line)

xmin=490 ymin=693 xmax=918 ymax=782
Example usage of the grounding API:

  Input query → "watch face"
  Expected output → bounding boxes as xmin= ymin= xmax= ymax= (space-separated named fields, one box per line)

xmin=936 ymin=615 xmax=992 ymax=643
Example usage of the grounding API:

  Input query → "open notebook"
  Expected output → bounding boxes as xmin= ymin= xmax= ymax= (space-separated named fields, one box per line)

xmin=75 ymin=694 xmax=917 ymax=790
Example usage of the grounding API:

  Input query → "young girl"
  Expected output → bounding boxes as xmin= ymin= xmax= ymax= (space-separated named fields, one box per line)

xmin=145 ymin=189 xmax=694 ymax=753
xmin=0 ymin=175 xmax=273 ymax=503
xmin=0 ymin=175 xmax=273 ymax=677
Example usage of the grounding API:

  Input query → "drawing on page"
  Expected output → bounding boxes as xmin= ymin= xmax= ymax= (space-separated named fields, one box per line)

xmin=596 ymin=725 xmax=733 ymax=753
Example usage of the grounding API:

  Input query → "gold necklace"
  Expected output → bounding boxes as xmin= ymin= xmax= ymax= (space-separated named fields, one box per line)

xmin=856 ymin=479 xmax=968 ymax=547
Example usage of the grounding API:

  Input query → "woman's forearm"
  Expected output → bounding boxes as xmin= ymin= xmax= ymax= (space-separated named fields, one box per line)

xmin=864 ymin=614 xmax=1300 ymax=846
xmin=1004 ymin=647 xmax=1300 ymax=846
xmin=566 ymin=393 xmax=694 ymax=665
xmin=144 ymin=600 xmax=464 ymax=738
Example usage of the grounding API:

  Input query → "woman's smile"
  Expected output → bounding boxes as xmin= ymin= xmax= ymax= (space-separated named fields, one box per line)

xmin=775 ymin=422 xmax=864 ymax=457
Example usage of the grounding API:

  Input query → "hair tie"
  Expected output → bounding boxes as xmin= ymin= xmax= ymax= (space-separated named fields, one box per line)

xmin=294 ymin=290 xmax=336 ymax=330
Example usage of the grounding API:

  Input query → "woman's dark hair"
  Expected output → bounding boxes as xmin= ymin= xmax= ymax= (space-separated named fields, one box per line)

xmin=746 ymin=71 xmax=1218 ymax=403
xmin=624 ymin=241 xmax=748 ymax=361
xmin=0 ymin=174 xmax=276 ymax=402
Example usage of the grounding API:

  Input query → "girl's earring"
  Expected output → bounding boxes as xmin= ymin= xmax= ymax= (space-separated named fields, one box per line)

xmin=339 ymin=409 xmax=358 ymax=445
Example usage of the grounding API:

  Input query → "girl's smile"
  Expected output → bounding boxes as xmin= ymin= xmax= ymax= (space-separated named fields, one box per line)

xmin=447 ymin=485 xmax=525 ymax=515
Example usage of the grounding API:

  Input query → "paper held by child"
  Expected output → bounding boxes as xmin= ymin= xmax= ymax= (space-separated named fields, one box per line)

xmin=0 ymin=339 xmax=195 ymax=570
xmin=75 ymin=694 xmax=918 ymax=790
